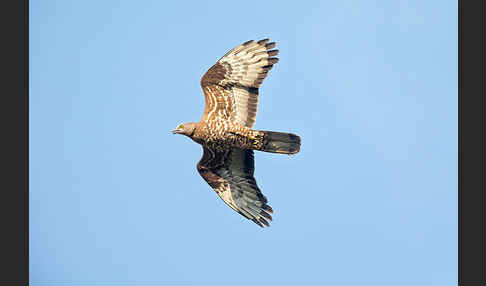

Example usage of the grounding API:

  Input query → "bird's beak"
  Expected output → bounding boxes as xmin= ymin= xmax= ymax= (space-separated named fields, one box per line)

xmin=172 ymin=129 xmax=181 ymax=134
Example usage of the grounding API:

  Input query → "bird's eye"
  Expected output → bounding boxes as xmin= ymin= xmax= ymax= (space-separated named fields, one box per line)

xmin=179 ymin=124 xmax=184 ymax=129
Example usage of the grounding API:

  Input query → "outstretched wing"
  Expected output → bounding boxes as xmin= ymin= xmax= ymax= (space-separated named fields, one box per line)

xmin=200 ymin=39 xmax=279 ymax=128
xmin=197 ymin=147 xmax=274 ymax=228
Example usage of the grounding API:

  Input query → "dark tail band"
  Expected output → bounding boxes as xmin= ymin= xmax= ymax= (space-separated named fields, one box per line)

xmin=259 ymin=131 xmax=301 ymax=154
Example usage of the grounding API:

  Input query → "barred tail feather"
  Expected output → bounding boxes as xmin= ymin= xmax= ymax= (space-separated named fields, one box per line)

xmin=259 ymin=131 xmax=301 ymax=154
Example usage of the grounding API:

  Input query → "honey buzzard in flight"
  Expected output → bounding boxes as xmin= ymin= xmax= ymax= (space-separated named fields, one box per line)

xmin=173 ymin=39 xmax=301 ymax=228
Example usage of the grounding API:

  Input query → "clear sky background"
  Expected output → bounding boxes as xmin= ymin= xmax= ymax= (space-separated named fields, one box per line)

xmin=30 ymin=1 xmax=457 ymax=285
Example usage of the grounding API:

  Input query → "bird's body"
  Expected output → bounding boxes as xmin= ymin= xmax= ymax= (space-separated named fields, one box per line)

xmin=191 ymin=121 xmax=262 ymax=151
xmin=173 ymin=39 xmax=301 ymax=228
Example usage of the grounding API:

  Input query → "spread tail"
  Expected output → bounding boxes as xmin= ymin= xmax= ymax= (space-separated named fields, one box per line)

xmin=258 ymin=131 xmax=301 ymax=154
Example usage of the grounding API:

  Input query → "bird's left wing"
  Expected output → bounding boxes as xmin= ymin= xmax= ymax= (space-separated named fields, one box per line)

xmin=196 ymin=147 xmax=273 ymax=228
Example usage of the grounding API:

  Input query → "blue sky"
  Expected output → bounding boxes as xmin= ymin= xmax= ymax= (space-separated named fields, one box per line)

xmin=30 ymin=1 xmax=457 ymax=285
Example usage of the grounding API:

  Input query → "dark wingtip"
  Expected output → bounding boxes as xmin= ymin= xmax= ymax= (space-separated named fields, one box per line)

xmin=267 ymin=49 xmax=279 ymax=57
xmin=268 ymin=58 xmax=279 ymax=64
xmin=265 ymin=42 xmax=276 ymax=50
xmin=253 ymin=219 xmax=264 ymax=228
xmin=242 ymin=40 xmax=254 ymax=46
xmin=260 ymin=210 xmax=273 ymax=221
xmin=262 ymin=64 xmax=273 ymax=70
xmin=259 ymin=217 xmax=270 ymax=227
xmin=263 ymin=204 xmax=274 ymax=214
xmin=257 ymin=38 xmax=270 ymax=45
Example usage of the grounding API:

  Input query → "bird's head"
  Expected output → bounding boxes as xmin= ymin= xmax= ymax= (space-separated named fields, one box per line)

xmin=172 ymin=122 xmax=196 ymax=137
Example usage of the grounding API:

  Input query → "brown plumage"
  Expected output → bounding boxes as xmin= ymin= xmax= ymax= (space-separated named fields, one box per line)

xmin=173 ymin=39 xmax=301 ymax=228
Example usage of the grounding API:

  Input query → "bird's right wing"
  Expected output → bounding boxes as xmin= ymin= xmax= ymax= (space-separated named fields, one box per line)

xmin=196 ymin=146 xmax=273 ymax=228
xmin=200 ymin=39 xmax=279 ymax=128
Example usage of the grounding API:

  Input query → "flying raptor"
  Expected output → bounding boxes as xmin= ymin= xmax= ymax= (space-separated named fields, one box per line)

xmin=173 ymin=39 xmax=301 ymax=228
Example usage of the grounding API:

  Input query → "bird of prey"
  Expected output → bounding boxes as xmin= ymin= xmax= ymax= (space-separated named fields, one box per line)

xmin=173 ymin=39 xmax=301 ymax=228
